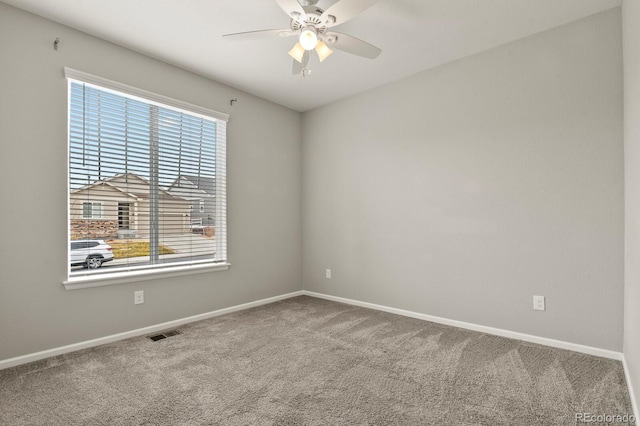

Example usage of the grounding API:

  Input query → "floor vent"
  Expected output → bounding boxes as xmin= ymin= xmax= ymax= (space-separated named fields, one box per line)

xmin=148 ymin=329 xmax=182 ymax=341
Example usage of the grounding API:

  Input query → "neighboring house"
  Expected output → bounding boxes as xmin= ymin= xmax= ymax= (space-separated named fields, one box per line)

xmin=167 ymin=175 xmax=215 ymax=227
xmin=70 ymin=173 xmax=192 ymax=239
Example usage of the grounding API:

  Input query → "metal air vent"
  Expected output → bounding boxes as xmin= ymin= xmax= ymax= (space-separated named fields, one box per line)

xmin=147 ymin=329 xmax=182 ymax=341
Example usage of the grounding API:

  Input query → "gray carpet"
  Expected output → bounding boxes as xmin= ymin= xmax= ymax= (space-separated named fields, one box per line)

xmin=0 ymin=295 xmax=635 ymax=425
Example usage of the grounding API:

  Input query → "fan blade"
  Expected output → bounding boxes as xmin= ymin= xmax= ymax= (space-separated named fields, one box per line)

xmin=292 ymin=50 xmax=310 ymax=75
xmin=222 ymin=29 xmax=296 ymax=40
xmin=325 ymin=32 xmax=381 ymax=59
xmin=274 ymin=0 xmax=306 ymax=20
xmin=321 ymin=0 xmax=380 ymax=27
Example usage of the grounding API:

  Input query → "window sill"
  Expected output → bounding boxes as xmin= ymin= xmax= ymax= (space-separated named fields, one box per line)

xmin=63 ymin=262 xmax=231 ymax=290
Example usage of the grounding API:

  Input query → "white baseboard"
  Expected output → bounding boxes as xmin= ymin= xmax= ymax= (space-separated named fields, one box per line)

xmin=0 ymin=290 xmax=304 ymax=371
xmin=302 ymin=291 xmax=623 ymax=361
xmin=0 ymin=289 xmax=625 ymax=371
xmin=2 ymin=288 xmax=635 ymax=420
xmin=623 ymin=355 xmax=640 ymax=421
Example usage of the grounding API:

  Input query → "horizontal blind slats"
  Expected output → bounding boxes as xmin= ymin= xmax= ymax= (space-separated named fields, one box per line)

xmin=68 ymin=76 xmax=227 ymax=279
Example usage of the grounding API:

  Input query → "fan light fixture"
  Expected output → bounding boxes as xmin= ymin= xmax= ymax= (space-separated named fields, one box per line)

xmin=288 ymin=42 xmax=306 ymax=63
xmin=289 ymin=40 xmax=333 ymax=64
xmin=222 ymin=0 xmax=383 ymax=75
xmin=299 ymin=26 xmax=318 ymax=50
xmin=315 ymin=41 xmax=333 ymax=62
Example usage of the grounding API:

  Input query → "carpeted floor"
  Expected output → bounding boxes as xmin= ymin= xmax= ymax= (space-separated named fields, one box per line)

xmin=0 ymin=295 xmax=635 ymax=425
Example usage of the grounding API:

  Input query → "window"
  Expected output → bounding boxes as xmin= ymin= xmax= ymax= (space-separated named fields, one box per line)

xmin=71 ymin=241 xmax=100 ymax=250
xmin=82 ymin=202 xmax=102 ymax=219
xmin=66 ymin=68 xmax=228 ymax=285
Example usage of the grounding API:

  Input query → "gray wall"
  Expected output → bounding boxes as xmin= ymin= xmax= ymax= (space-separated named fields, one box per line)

xmin=623 ymin=0 xmax=640 ymax=412
xmin=0 ymin=2 xmax=629 ymax=366
xmin=302 ymin=9 xmax=624 ymax=351
xmin=0 ymin=3 xmax=302 ymax=361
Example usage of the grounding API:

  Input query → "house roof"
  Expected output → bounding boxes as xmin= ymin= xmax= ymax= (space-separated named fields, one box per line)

xmin=71 ymin=181 xmax=141 ymax=201
xmin=179 ymin=175 xmax=215 ymax=195
xmin=167 ymin=175 xmax=216 ymax=200
xmin=72 ymin=173 xmax=191 ymax=201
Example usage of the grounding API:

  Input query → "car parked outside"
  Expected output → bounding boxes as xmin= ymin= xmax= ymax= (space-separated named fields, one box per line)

xmin=70 ymin=239 xmax=114 ymax=269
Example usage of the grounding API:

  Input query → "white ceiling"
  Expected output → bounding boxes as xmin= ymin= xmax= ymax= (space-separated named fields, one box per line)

xmin=4 ymin=0 xmax=622 ymax=112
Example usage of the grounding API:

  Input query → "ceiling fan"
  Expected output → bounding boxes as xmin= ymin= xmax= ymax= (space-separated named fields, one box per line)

xmin=223 ymin=0 xmax=382 ymax=75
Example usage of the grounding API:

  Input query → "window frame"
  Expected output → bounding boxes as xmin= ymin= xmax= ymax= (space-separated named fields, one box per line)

xmin=64 ymin=68 xmax=230 ymax=290
xmin=82 ymin=202 xmax=103 ymax=219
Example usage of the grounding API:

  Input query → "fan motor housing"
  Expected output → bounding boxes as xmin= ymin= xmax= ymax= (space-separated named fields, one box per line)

xmin=291 ymin=6 xmax=329 ymax=35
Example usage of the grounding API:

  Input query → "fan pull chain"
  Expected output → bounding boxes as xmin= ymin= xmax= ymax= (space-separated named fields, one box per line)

xmin=300 ymin=68 xmax=312 ymax=80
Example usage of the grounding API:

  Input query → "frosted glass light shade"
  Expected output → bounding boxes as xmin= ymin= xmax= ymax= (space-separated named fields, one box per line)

xmin=299 ymin=27 xmax=318 ymax=50
xmin=288 ymin=42 xmax=306 ymax=63
xmin=315 ymin=41 xmax=333 ymax=62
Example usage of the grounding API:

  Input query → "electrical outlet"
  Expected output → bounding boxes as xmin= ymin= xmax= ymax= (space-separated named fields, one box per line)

xmin=325 ymin=269 xmax=331 ymax=279
xmin=533 ymin=295 xmax=545 ymax=311
xmin=134 ymin=290 xmax=144 ymax=305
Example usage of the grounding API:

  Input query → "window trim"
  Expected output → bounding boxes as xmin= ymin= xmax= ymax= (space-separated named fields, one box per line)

xmin=63 ymin=262 xmax=231 ymax=290
xmin=64 ymin=68 xmax=229 ymax=289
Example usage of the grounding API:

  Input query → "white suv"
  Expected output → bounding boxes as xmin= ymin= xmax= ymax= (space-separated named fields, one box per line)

xmin=70 ymin=240 xmax=114 ymax=269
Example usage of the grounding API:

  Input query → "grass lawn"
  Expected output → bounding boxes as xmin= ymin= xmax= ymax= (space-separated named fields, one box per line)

xmin=108 ymin=240 xmax=175 ymax=259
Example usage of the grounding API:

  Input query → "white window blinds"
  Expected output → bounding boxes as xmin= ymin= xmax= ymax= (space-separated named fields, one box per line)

xmin=67 ymin=69 xmax=227 ymax=279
